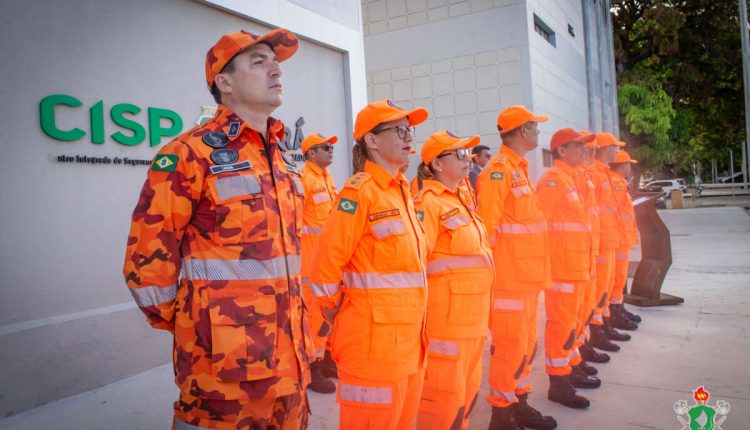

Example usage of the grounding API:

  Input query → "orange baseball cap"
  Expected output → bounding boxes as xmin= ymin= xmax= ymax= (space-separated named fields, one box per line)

xmin=353 ymin=99 xmax=429 ymax=140
xmin=611 ymin=150 xmax=638 ymax=164
xmin=578 ymin=130 xmax=598 ymax=148
xmin=421 ymin=130 xmax=480 ymax=165
xmin=301 ymin=132 xmax=338 ymax=153
xmin=595 ymin=132 xmax=626 ymax=148
xmin=497 ymin=105 xmax=548 ymax=133
xmin=550 ymin=128 xmax=596 ymax=151
xmin=205 ymin=29 xmax=299 ymax=88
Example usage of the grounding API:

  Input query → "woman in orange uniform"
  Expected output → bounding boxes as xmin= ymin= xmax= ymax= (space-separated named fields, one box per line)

xmin=413 ymin=131 xmax=494 ymax=429
xmin=309 ymin=99 xmax=430 ymax=429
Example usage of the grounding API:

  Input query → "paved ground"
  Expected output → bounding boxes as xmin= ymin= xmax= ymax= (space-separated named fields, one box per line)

xmin=2 ymin=206 xmax=748 ymax=430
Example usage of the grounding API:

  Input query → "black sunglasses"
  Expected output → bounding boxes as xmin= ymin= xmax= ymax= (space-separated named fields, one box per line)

xmin=437 ymin=148 xmax=470 ymax=160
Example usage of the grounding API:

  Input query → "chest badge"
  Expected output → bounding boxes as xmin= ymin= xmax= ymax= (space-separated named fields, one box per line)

xmin=211 ymin=148 xmax=239 ymax=165
xmin=202 ymin=131 xmax=229 ymax=148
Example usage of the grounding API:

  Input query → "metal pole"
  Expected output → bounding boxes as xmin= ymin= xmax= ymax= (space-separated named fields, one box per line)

xmin=730 ymin=149 xmax=736 ymax=204
xmin=743 ymin=139 xmax=748 ymax=189
xmin=739 ymin=0 xmax=750 ymax=190
xmin=581 ymin=0 xmax=596 ymax=131
xmin=604 ymin=0 xmax=620 ymax=137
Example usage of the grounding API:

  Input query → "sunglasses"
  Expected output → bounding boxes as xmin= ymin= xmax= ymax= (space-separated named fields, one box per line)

xmin=437 ymin=148 xmax=470 ymax=160
xmin=372 ymin=125 xmax=415 ymax=140
xmin=312 ymin=143 xmax=334 ymax=152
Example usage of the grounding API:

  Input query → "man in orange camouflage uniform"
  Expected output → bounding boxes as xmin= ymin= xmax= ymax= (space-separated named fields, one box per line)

xmin=299 ymin=132 xmax=339 ymax=393
xmin=476 ymin=106 xmax=556 ymax=430
xmin=123 ymin=29 xmax=313 ymax=429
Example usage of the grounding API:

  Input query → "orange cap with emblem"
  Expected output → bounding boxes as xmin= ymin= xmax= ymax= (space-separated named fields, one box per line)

xmin=595 ymin=132 xmax=626 ymax=148
xmin=205 ymin=29 xmax=299 ymax=89
xmin=301 ymin=133 xmax=338 ymax=153
xmin=550 ymin=128 xmax=596 ymax=151
xmin=497 ymin=105 xmax=548 ymax=133
xmin=611 ymin=150 xmax=638 ymax=164
xmin=353 ymin=99 xmax=429 ymax=140
xmin=421 ymin=130 xmax=480 ymax=165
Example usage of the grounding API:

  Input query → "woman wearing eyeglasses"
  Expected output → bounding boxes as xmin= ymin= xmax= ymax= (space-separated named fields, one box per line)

xmin=309 ymin=99 xmax=430 ymax=429
xmin=413 ymin=131 xmax=494 ymax=430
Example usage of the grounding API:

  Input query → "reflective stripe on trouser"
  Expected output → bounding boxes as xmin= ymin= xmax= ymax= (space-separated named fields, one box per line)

xmin=488 ymin=290 xmax=539 ymax=408
xmin=173 ymin=389 xmax=307 ymax=430
xmin=610 ymin=246 xmax=631 ymax=305
xmin=338 ymin=368 xmax=425 ymax=430
xmin=544 ymin=280 xmax=585 ymax=375
xmin=592 ymin=250 xmax=615 ymax=325
xmin=418 ymin=336 xmax=486 ymax=430
xmin=301 ymin=233 xmax=328 ymax=358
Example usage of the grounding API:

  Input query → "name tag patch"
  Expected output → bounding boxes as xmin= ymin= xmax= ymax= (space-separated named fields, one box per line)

xmin=210 ymin=160 xmax=253 ymax=175
xmin=369 ymin=209 xmax=400 ymax=222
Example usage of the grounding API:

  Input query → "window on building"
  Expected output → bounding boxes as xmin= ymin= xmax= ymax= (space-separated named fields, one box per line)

xmin=542 ymin=148 xmax=553 ymax=167
xmin=568 ymin=24 xmax=575 ymax=37
xmin=533 ymin=14 xmax=556 ymax=47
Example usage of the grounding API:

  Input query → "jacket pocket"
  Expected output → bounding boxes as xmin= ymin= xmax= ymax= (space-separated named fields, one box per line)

xmin=208 ymin=293 xmax=277 ymax=382
xmin=442 ymin=214 xmax=476 ymax=255
xmin=207 ymin=173 xmax=269 ymax=245
xmin=369 ymin=305 xmax=422 ymax=362
xmin=448 ymin=279 xmax=490 ymax=326
xmin=371 ymin=219 xmax=410 ymax=271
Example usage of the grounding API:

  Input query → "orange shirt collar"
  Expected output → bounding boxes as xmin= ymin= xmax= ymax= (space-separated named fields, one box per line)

xmin=499 ymin=144 xmax=528 ymax=169
xmin=553 ymin=159 xmax=578 ymax=177
xmin=421 ymin=179 xmax=455 ymax=196
xmin=364 ymin=160 xmax=406 ymax=189
xmin=214 ymin=104 xmax=284 ymax=142
xmin=304 ymin=160 xmax=328 ymax=177
xmin=592 ymin=158 xmax=610 ymax=172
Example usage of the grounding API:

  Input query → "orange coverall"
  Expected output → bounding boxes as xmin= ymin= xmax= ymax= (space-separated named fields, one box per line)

xmin=123 ymin=105 xmax=313 ymax=429
xmin=536 ymin=161 xmax=592 ymax=376
xmin=476 ymin=145 xmax=551 ymax=408
xmin=300 ymin=160 xmax=338 ymax=358
xmin=588 ymin=160 xmax=622 ymax=323
xmin=575 ymin=164 xmax=601 ymax=350
xmin=610 ymin=172 xmax=638 ymax=304
xmin=309 ymin=160 xmax=428 ymax=429
xmin=414 ymin=179 xmax=494 ymax=430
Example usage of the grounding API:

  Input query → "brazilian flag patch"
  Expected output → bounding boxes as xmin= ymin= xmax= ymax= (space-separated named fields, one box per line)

xmin=338 ymin=198 xmax=358 ymax=215
xmin=491 ymin=172 xmax=504 ymax=180
xmin=152 ymin=154 xmax=178 ymax=172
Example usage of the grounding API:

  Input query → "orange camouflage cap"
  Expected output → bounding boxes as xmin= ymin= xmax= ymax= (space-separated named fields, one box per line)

xmin=611 ymin=150 xmax=638 ymax=164
xmin=301 ymin=132 xmax=338 ymax=153
xmin=550 ymin=128 xmax=596 ymax=151
xmin=421 ymin=130 xmax=480 ymax=165
xmin=595 ymin=132 xmax=626 ymax=148
xmin=205 ymin=29 xmax=299 ymax=88
xmin=353 ymin=99 xmax=429 ymax=140
xmin=497 ymin=105 xmax=548 ymax=133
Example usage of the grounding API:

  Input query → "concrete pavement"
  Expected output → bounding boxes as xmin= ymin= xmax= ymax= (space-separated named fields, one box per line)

xmin=2 ymin=206 xmax=748 ymax=429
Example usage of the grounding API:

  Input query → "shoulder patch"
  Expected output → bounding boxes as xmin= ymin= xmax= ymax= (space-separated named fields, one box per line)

xmin=547 ymin=180 xmax=558 ymax=187
xmin=491 ymin=172 xmax=504 ymax=180
xmin=440 ymin=208 xmax=460 ymax=220
xmin=344 ymin=172 xmax=372 ymax=190
xmin=337 ymin=198 xmax=358 ymax=215
xmin=152 ymin=154 xmax=178 ymax=172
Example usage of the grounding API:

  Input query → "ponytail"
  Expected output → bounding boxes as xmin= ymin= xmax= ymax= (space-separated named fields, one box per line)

xmin=353 ymin=140 xmax=369 ymax=173
xmin=416 ymin=162 xmax=435 ymax=191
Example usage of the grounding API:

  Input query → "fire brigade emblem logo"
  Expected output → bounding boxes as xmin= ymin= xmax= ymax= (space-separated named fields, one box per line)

xmin=674 ymin=386 xmax=730 ymax=430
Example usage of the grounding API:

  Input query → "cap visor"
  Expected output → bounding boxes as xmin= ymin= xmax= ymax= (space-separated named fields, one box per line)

xmin=383 ymin=107 xmax=430 ymax=127
xmin=256 ymin=28 xmax=299 ymax=62
xmin=533 ymin=114 xmax=549 ymax=123
xmin=327 ymin=135 xmax=339 ymax=144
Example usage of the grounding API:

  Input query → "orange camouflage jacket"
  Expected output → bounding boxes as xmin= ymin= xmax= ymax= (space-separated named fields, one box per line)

xmin=123 ymin=105 xmax=313 ymax=401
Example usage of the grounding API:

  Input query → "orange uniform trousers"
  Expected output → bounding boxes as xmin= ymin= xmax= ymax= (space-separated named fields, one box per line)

xmin=574 ymin=258 xmax=598 ymax=354
xmin=417 ymin=336 xmax=486 ymax=430
xmin=487 ymin=290 xmax=539 ymax=408
xmin=338 ymin=368 xmax=425 ymax=430
xmin=300 ymin=232 xmax=328 ymax=359
xmin=610 ymin=246 xmax=631 ymax=305
xmin=592 ymin=250 xmax=615 ymax=324
xmin=173 ymin=390 xmax=308 ymax=430
xmin=544 ymin=280 xmax=586 ymax=375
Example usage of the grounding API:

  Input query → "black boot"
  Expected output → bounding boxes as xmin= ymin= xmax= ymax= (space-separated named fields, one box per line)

xmin=621 ymin=304 xmax=642 ymax=323
xmin=547 ymin=375 xmax=590 ymax=409
xmin=590 ymin=324 xmax=621 ymax=351
xmin=514 ymin=393 xmax=557 ymax=430
xmin=321 ymin=349 xmax=338 ymax=378
xmin=570 ymin=365 xmax=602 ymax=388
xmin=488 ymin=405 xmax=523 ymax=430
xmin=580 ymin=343 xmax=611 ymax=363
xmin=610 ymin=305 xmax=639 ymax=330
xmin=603 ymin=318 xmax=632 ymax=341
xmin=578 ymin=360 xmax=598 ymax=376
xmin=307 ymin=360 xmax=336 ymax=394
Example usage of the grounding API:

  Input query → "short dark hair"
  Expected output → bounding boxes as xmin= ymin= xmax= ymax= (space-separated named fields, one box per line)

xmin=210 ymin=58 xmax=237 ymax=105
xmin=499 ymin=121 xmax=532 ymax=141
xmin=472 ymin=145 xmax=490 ymax=155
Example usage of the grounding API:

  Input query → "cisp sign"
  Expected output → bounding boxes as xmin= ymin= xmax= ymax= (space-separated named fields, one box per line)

xmin=39 ymin=94 xmax=183 ymax=147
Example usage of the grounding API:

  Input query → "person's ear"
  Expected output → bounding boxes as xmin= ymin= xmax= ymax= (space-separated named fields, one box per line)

xmin=214 ymin=73 xmax=232 ymax=95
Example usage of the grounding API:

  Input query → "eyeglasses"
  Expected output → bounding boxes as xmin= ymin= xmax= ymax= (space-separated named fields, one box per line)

xmin=437 ymin=148 xmax=470 ymax=160
xmin=312 ymin=143 xmax=334 ymax=152
xmin=372 ymin=125 xmax=415 ymax=140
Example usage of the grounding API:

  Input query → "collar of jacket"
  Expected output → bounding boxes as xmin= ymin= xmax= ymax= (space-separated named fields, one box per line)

xmin=499 ymin=144 xmax=528 ymax=169
xmin=214 ymin=104 xmax=284 ymax=143
xmin=421 ymin=179 xmax=458 ymax=196
xmin=553 ymin=159 xmax=578 ymax=178
xmin=364 ymin=160 xmax=408 ymax=190
xmin=304 ymin=160 xmax=329 ymax=177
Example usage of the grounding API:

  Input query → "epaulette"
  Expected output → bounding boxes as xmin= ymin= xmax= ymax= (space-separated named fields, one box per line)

xmin=343 ymin=172 xmax=372 ymax=190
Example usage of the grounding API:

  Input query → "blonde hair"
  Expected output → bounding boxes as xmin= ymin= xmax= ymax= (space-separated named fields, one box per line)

xmin=352 ymin=139 xmax=370 ymax=173
xmin=415 ymin=161 xmax=435 ymax=191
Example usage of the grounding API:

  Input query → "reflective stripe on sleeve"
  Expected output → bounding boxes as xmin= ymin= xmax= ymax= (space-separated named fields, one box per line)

xmin=371 ymin=219 xmax=406 ymax=239
xmin=496 ymin=221 xmax=547 ymax=235
xmin=511 ymin=186 xmax=532 ymax=197
xmin=300 ymin=225 xmax=324 ymax=235
xmin=549 ymin=282 xmax=575 ymax=294
xmin=548 ymin=222 xmax=591 ymax=233
xmin=443 ymin=214 xmax=470 ymax=229
xmin=312 ymin=282 xmax=341 ymax=297
xmin=313 ymin=192 xmax=330 ymax=204
xmin=339 ymin=383 xmax=392 ymax=404
xmin=130 ymin=284 xmax=177 ymax=308
xmin=427 ymin=339 xmax=459 ymax=357
xmin=426 ymin=254 xmax=492 ymax=275
xmin=494 ymin=298 xmax=524 ymax=311
xmin=342 ymin=271 xmax=425 ymax=289
xmin=181 ymin=255 xmax=300 ymax=281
